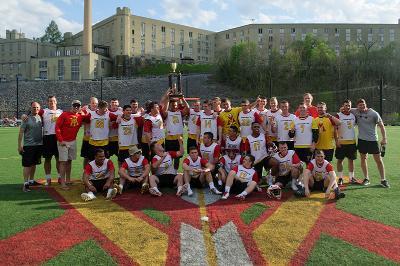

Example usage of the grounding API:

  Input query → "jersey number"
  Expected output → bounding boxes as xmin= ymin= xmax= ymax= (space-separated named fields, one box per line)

xmin=95 ymin=120 xmax=105 ymax=129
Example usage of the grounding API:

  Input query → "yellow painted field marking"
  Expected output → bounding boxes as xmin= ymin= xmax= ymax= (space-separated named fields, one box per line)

xmin=198 ymin=189 xmax=218 ymax=266
xmin=253 ymin=193 xmax=325 ymax=266
xmin=56 ymin=184 xmax=168 ymax=265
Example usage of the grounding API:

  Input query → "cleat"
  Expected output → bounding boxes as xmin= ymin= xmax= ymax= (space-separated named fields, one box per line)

xmin=338 ymin=178 xmax=344 ymax=186
xmin=334 ymin=187 xmax=345 ymax=200
xmin=116 ymin=184 xmax=123 ymax=195
xmin=221 ymin=192 xmax=230 ymax=200
xmin=176 ymin=186 xmax=186 ymax=196
xmin=149 ymin=187 xmax=162 ymax=197
xmin=45 ymin=178 xmax=52 ymax=186
xmin=350 ymin=177 xmax=358 ymax=184
xmin=81 ymin=193 xmax=95 ymax=201
xmin=23 ymin=183 xmax=31 ymax=192
xmin=294 ymin=187 xmax=306 ymax=197
xmin=361 ymin=178 xmax=370 ymax=186
xmin=106 ymin=188 xmax=118 ymax=200
xmin=210 ymin=187 xmax=222 ymax=195
xmin=187 ymin=188 xmax=194 ymax=197
xmin=140 ymin=183 xmax=149 ymax=194
xmin=381 ymin=180 xmax=390 ymax=188
xmin=29 ymin=180 xmax=41 ymax=186
xmin=235 ymin=194 xmax=246 ymax=200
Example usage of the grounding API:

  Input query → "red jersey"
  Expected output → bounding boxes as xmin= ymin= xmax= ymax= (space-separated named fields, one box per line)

xmin=55 ymin=111 xmax=89 ymax=142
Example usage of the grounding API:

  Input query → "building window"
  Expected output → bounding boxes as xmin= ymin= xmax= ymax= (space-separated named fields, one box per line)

xmin=240 ymin=30 xmax=244 ymax=36
xmin=56 ymin=50 xmax=61 ymax=56
xmin=335 ymin=28 xmax=339 ymax=37
xmin=151 ymin=40 xmax=156 ymax=54
xmin=357 ymin=29 xmax=362 ymax=41
xmin=335 ymin=45 xmax=340 ymax=56
xmin=39 ymin=70 xmax=47 ymax=79
xmin=226 ymin=33 xmax=230 ymax=39
xmin=180 ymin=30 xmax=184 ymax=43
xmin=58 ymin=60 xmax=64 ymax=80
xmin=162 ymin=31 xmax=166 ymax=42
xmin=39 ymin=60 xmax=47 ymax=69
xmin=71 ymin=59 xmax=80 ymax=81
xmin=171 ymin=28 xmax=175 ymax=42
xmin=132 ymin=29 xmax=134 ymax=35
xmin=76 ymin=49 xmax=80 ymax=55
xmin=161 ymin=42 xmax=166 ymax=56
xmin=141 ymin=39 xmax=145 ymax=56
xmin=161 ymin=26 xmax=166 ymax=32
xmin=189 ymin=32 xmax=193 ymax=38
xmin=171 ymin=44 xmax=175 ymax=58
xmin=291 ymin=28 xmax=296 ymax=34
xmin=268 ymin=28 xmax=273 ymax=34
xmin=101 ymin=60 xmax=105 ymax=69
xmin=301 ymin=33 xmax=306 ymax=40
xmin=258 ymin=28 xmax=263 ymax=34
xmin=141 ymin=22 xmax=145 ymax=36
xmin=346 ymin=29 xmax=351 ymax=42
xmin=66 ymin=49 xmax=71 ymax=56
xmin=188 ymin=47 xmax=193 ymax=57
xmin=152 ymin=25 xmax=156 ymax=39
xmin=280 ymin=28 xmax=284 ymax=34
xmin=312 ymin=28 xmax=317 ymax=36
xmin=268 ymin=36 xmax=273 ymax=42
xmin=390 ymin=29 xmax=395 ymax=42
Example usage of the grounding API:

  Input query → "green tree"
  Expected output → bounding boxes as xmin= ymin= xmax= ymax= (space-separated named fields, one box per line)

xmin=41 ymin=20 xmax=63 ymax=44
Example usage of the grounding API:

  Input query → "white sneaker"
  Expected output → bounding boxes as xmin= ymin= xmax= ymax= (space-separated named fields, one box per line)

xmin=45 ymin=178 xmax=52 ymax=186
xmin=210 ymin=187 xmax=222 ymax=195
xmin=106 ymin=188 xmax=118 ymax=200
xmin=221 ymin=192 xmax=230 ymax=200
xmin=81 ymin=192 xmax=96 ymax=201
xmin=291 ymin=181 xmax=298 ymax=191
xmin=187 ymin=188 xmax=194 ymax=197
xmin=117 ymin=184 xmax=123 ymax=194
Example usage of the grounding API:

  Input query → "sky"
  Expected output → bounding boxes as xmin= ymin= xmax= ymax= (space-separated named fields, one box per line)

xmin=1 ymin=0 xmax=400 ymax=39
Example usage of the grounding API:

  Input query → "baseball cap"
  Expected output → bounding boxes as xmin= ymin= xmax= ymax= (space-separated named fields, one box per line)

xmin=71 ymin=100 xmax=82 ymax=106
xmin=129 ymin=146 xmax=142 ymax=155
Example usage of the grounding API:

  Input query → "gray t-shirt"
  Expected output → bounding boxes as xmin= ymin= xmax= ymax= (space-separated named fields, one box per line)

xmin=21 ymin=115 xmax=43 ymax=146
xmin=351 ymin=108 xmax=382 ymax=141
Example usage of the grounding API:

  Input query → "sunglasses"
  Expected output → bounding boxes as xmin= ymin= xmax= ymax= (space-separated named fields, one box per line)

xmin=72 ymin=104 xmax=81 ymax=108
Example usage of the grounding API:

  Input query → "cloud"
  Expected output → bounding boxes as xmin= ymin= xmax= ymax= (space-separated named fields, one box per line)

xmin=147 ymin=8 xmax=156 ymax=17
xmin=233 ymin=0 xmax=400 ymax=24
xmin=212 ymin=0 xmax=229 ymax=10
xmin=160 ymin=0 xmax=217 ymax=28
xmin=0 ymin=0 xmax=82 ymax=39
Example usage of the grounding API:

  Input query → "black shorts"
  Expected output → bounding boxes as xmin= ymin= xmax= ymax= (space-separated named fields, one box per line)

xmin=335 ymin=143 xmax=357 ymax=160
xmin=358 ymin=139 xmax=380 ymax=155
xmin=187 ymin=138 xmax=198 ymax=152
xmin=80 ymin=139 xmax=90 ymax=158
xmin=275 ymin=174 xmax=291 ymax=188
xmin=165 ymin=139 xmax=180 ymax=152
xmin=157 ymin=174 xmax=176 ymax=187
xmin=284 ymin=141 xmax=295 ymax=150
xmin=42 ymin=135 xmax=58 ymax=158
xmin=253 ymin=157 xmax=273 ymax=178
xmin=317 ymin=149 xmax=334 ymax=162
xmin=141 ymin=143 xmax=151 ymax=161
xmin=295 ymin=148 xmax=313 ymax=163
xmin=190 ymin=175 xmax=204 ymax=188
xmin=91 ymin=178 xmax=108 ymax=193
xmin=21 ymin=145 xmax=42 ymax=167
xmin=88 ymin=144 xmax=109 ymax=161
xmin=230 ymin=180 xmax=249 ymax=194
xmin=311 ymin=180 xmax=326 ymax=191
xmin=118 ymin=149 xmax=130 ymax=163
xmin=108 ymin=141 xmax=119 ymax=157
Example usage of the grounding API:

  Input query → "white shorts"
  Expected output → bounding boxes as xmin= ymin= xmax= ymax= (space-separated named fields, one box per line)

xmin=57 ymin=140 xmax=77 ymax=162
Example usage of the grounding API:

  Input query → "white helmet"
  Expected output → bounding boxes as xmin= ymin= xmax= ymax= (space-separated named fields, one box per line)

xmin=266 ymin=184 xmax=282 ymax=200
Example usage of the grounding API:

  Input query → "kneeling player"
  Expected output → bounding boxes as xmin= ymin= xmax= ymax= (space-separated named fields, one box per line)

xmin=81 ymin=149 xmax=117 ymax=201
xmin=273 ymin=142 xmax=302 ymax=191
xmin=182 ymin=147 xmax=216 ymax=196
xmin=148 ymin=138 xmax=185 ymax=196
xmin=118 ymin=146 xmax=150 ymax=194
xmin=303 ymin=150 xmax=345 ymax=200
xmin=221 ymin=155 xmax=259 ymax=200
xmin=218 ymin=149 xmax=242 ymax=184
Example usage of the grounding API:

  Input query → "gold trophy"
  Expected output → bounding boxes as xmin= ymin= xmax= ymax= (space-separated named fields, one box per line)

xmin=168 ymin=62 xmax=183 ymax=97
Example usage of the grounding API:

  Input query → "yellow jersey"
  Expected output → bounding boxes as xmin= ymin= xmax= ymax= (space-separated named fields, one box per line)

xmin=219 ymin=107 xmax=242 ymax=136
xmin=312 ymin=116 xmax=335 ymax=150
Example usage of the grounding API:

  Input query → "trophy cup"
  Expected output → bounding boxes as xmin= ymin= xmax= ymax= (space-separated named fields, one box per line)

xmin=168 ymin=62 xmax=183 ymax=98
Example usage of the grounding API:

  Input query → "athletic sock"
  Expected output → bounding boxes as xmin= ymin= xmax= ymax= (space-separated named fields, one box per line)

xmin=209 ymin=182 xmax=216 ymax=189
xmin=187 ymin=184 xmax=191 ymax=191
xmin=217 ymin=179 xmax=223 ymax=186
xmin=349 ymin=172 xmax=354 ymax=179
xmin=239 ymin=191 xmax=248 ymax=196
xmin=177 ymin=185 xmax=183 ymax=192
xmin=225 ymin=186 xmax=231 ymax=193
xmin=45 ymin=174 xmax=51 ymax=180
xmin=338 ymin=172 xmax=343 ymax=179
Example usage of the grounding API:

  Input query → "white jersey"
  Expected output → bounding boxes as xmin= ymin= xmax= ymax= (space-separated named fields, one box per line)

xmin=225 ymin=136 xmax=242 ymax=151
xmin=221 ymin=154 xmax=241 ymax=173
xmin=153 ymin=153 xmax=176 ymax=175
xmin=254 ymin=108 xmax=268 ymax=134
xmin=185 ymin=156 xmax=202 ymax=169
xmin=42 ymin=108 xmax=63 ymax=135
xmin=90 ymin=111 xmax=111 ymax=141
xmin=88 ymin=159 xmax=110 ymax=180
xmin=275 ymin=113 xmax=296 ymax=142
xmin=147 ymin=114 xmax=165 ymax=142
xmin=309 ymin=159 xmax=332 ymax=181
xmin=199 ymin=112 xmax=218 ymax=140
xmin=273 ymin=150 xmax=296 ymax=176
xmin=125 ymin=156 xmax=146 ymax=177
xmin=166 ymin=110 xmax=183 ymax=136
xmin=109 ymin=108 xmax=123 ymax=139
xmin=118 ymin=116 xmax=138 ymax=147
xmin=293 ymin=116 xmax=313 ymax=147
xmin=83 ymin=109 xmax=96 ymax=138
xmin=337 ymin=112 xmax=356 ymax=142
xmin=266 ymin=109 xmax=281 ymax=139
xmin=246 ymin=134 xmax=267 ymax=163
xmin=200 ymin=142 xmax=219 ymax=164
xmin=235 ymin=165 xmax=256 ymax=183
xmin=238 ymin=110 xmax=256 ymax=138
xmin=188 ymin=109 xmax=201 ymax=135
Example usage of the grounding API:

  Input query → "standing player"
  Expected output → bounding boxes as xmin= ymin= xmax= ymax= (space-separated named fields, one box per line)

xmin=148 ymin=137 xmax=185 ymax=196
xmin=130 ymin=99 xmax=145 ymax=117
xmin=212 ymin=97 xmax=224 ymax=115
xmin=108 ymin=98 xmax=123 ymax=163
xmin=272 ymin=142 xmax=302 ymax=191
xmin=335 ymin=100 xmax=357 ymax=185
xmin=118 ymin=146 xmax=150 ymax=194
xmin=81 ymin=148 xmax=117 ymax=201
xmin=351 ymin=99 xmax=389 ymax=187
xmin=196 ymin=99 xmax=222 ymax=144
xmin=253 ymin=96 xmax=269 ymax=134
xmin=290 ymin=102 xmax=314 ymax=164
xmin=221 ymin=155 xmax=259 ymax=200
xmin=81 ymin=97 xmax=98 ymax=169
xmin=187 ymin=99 xmax=202 ymax=151
xmin=303 ymin=150 xmax=345 ymax=200
xmin=238 ymin=99 xmax=265 ymax=140
xmin=219 ymin=98 xmax=242 ymax=138
xmin=182 ymin=146 xmax=214 ymax=196
xmin=271 ymin=100 xmax=296 ymax=150
xmin=18 ymin=102 xmax=43 ymax=192
xmin=312 ymin=102 xmax=341 ymax=162
xmin=162 ymin=97 xmax=189 ymax=169
xmin=295 ymin=93 xmax=318 ymax=118
xmin=143 ymin=101 xmax=165 ymax=160
xmin=265 ymin=97 xmax=282 ymax=143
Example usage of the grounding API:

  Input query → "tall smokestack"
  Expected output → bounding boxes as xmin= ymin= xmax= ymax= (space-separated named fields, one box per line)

xmin=83 ymin=0 xmax=92 ymax=54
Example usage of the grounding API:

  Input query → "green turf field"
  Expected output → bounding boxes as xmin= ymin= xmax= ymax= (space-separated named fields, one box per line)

xmin=0 ymin=126 xmax=399 ymax=264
